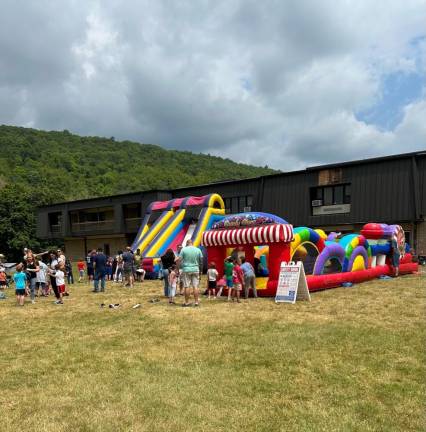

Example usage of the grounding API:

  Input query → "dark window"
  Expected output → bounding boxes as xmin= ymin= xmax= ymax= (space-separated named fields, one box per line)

xmin=315 ymin=188 xmax=323 ymax=200
xmin=104 ymin=244 xmax=110 ymax=256
xmin=311 ymin=184 xmax=351 ymax=212
xmin=344 ymin=185 xmax=351 ymax=204
xmin=223 ymin=195 xmax=254 ymax=214
xmin=333 ymin=186 xmax=343 ymax=205
xmin=231 ymin=197 xmax=238 ymax=213
xmin=239 ymin=197 xmax=246 ymax=212
xmin=323 ymin=188 xmax=333 ymax=206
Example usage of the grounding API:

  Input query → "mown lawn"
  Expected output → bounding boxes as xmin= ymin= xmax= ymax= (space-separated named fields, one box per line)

xmin=0 ymin=272 xmax=424 ymax=432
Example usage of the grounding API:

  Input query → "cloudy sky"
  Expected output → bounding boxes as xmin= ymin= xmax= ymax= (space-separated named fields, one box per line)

xmin=1 ymin=1 xmax=425 ymax=170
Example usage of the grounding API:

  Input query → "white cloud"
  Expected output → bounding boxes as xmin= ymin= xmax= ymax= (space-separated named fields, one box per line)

xmin=0 ymin=0 xmax=425 ymax=171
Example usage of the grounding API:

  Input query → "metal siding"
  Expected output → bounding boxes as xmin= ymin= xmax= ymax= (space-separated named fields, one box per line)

xmin=418 ymin=156 xmax=426 ymax=217
xmin=36 ymin=153 xmax=425 ymax=239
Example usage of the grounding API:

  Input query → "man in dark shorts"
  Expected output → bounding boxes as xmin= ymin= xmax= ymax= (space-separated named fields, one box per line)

xmin=93 ymin=247 xmax=107 ymax=292
xmin=86 ymin=250 xmax=95 ymax=281
xmin=122 ymin=246 xmax=135 ymax=288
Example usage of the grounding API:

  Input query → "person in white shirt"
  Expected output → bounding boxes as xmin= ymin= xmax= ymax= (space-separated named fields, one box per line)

xmin=206 ymin=262 xmax=219 ymax=299
xmin=36 ymin=261 xmax=49 ymax=296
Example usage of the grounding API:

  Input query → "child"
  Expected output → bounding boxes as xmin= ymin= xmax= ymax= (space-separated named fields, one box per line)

xmin=36 ymin=261 xmax=48 ymax=296
xmin=231 ymin=258 xmax=244 ymax=303
xmin=77 ymin=259 xmax=85 ymax=282
xmin=13 ymin=263 xmax=27 ymax=306
xmin=207 ymin=262 xmax=218 ymax=299
xmin=168 ymin=264 xmax=178 ymax=304
xmin=224 ymin=257 xmax=234 ymax=301
xmin=216 ymin=276 xmax=226 ymax=298
xmin=48 ymin=264 xmax=64 ymax=305
xmin=0 ymin=267 xmax=7 ymax=292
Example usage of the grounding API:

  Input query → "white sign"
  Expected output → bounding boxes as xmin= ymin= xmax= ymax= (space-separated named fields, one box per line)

xmin=275 ymin=261 xmax=311 ymax=304
xmin=312 ymin=204 xmax=351 ymax=216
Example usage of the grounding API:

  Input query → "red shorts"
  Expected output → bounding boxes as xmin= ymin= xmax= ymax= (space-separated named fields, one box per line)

xmin=58 ymin=284 xmax=66 ymax=293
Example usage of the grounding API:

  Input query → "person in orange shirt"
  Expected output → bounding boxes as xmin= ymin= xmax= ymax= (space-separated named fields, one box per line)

xmin=77 ymin=259 xmax=85 ymax=282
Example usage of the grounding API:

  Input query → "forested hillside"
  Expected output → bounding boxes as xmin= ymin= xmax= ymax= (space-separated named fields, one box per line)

xmin=0 ymin=125 xmax=276 ymax=259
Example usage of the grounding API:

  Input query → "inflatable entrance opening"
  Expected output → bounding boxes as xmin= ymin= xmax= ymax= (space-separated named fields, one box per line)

xmin=201 ymin=213 xmax=294 ymax=297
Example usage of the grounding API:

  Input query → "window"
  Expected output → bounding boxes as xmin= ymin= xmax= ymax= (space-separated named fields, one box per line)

xmin=333 ymin=186 xmax=343 ymax=205
xmin=310 ymin=184 xmax=351 ymax=215
xmin=223 ymin=195 xmax=254 ymax=214
xmin=324 ymin=188 xmax=333 ymax=206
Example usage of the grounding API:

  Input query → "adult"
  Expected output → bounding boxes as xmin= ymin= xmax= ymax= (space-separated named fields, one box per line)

xmin=114 ymin=251 xmax=123 ymax=282
xmin=161 ymin=248 xmax=175 ymax=297
xmin=240 ymin=257 xmax=257 ymax=299
xmin=391 ymin=237 xmax=400 ymax=277
xmin=93 ymin=247 xmax=107 ymax=292
xmin=175 ymin=244 xmax=184 ymax=295
xmin=23 ymin=254 xmax=40 ymax=304
xmin=177 ymin=239 xmax=203 ymax=307
xmin=86 ymin=250 xmax=95 ymax=281
xmin=48 ymin=251 xmax=63 ymax=304
xmin=65 ymin=258 xmax=74 ymax=285
xmin=122 ymin=247 xmax=135 ymax=288
xmin=134 ymin=248 xmax=142 ymax=281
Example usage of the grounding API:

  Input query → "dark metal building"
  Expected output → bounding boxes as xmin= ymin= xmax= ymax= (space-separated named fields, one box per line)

xmin=37 ymin=151 xmax=426 ymax=260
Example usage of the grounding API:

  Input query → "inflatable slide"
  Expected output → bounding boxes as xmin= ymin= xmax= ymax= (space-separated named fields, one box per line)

xmin=131 ymin=194 xmax=225 ymax=257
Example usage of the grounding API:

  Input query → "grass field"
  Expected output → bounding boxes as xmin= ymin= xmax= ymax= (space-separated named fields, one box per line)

xmin=0 ymin=272 xmax=425 ymax=432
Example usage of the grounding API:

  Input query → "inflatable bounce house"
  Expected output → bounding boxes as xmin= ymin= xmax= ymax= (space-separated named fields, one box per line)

xmin=131 ymin=193 xmax=418 ymax=289
xmin=201 ymin=213 xmax=418 ymax=296
xmin=131 ymin=194 xmax=225 ymax=276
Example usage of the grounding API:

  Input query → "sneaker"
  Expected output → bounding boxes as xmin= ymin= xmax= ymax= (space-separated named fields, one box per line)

xmin=31 ymin=300 xmax=35 ymax=304
xmin=182 ymin=303 xmax=191 ymax=307
xmin=54 ymin=300 xmax=63 ymax=305
xmin=193 ymin=303 xmax=199 ymax=307
xmin=63 ymin=292 xmax=70 ymax=296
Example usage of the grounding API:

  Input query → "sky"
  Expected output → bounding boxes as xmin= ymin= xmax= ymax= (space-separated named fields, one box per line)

xmin=0 ymin=0 xmax=425 ymax=170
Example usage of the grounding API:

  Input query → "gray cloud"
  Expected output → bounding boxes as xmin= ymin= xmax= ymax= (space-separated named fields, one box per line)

xmin=0 ymin=0 xmax=425 ymax=170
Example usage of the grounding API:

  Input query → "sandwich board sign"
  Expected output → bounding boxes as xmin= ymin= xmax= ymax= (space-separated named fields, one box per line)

xmin=275 ymin=261 xmax=311 ymax=304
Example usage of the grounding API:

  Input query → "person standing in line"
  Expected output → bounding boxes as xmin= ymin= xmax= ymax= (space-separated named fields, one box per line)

xmin=176 ymin=239 xmax=203 ymax=307
xmin=168 ymin=264 xmax=178 ymax=304
xmin=161 ymin=248 xmax=175 ymax=297
xmin=13 ymin=264 xmax=27 ymax=306
xmin=240 ymin=256 xmax=257 ymax=299
xmin=206 ymin=262 xmax=218 ymax=300
xmin=224 ymin=257 xmax=234 ymax=301
xmin=122 ymin=247 xmax=135 ymax=288
xmin=93 ymin=247 xmax=107 ymax=292
xmin=230 ymin=258 xmax=244 ymax=303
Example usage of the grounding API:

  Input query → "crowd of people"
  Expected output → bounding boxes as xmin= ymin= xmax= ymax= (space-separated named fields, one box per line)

xmin=0 ymin=241 xmax=259 ymax=307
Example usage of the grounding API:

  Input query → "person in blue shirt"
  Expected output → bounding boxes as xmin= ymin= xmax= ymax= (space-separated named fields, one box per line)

xmin=13 ymin=263 xmax=27 ymax=306
xmin=240 ymin=256 xmax=257 ymax=299
xmin=93 ymin=247 xmax=108 ymax=292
